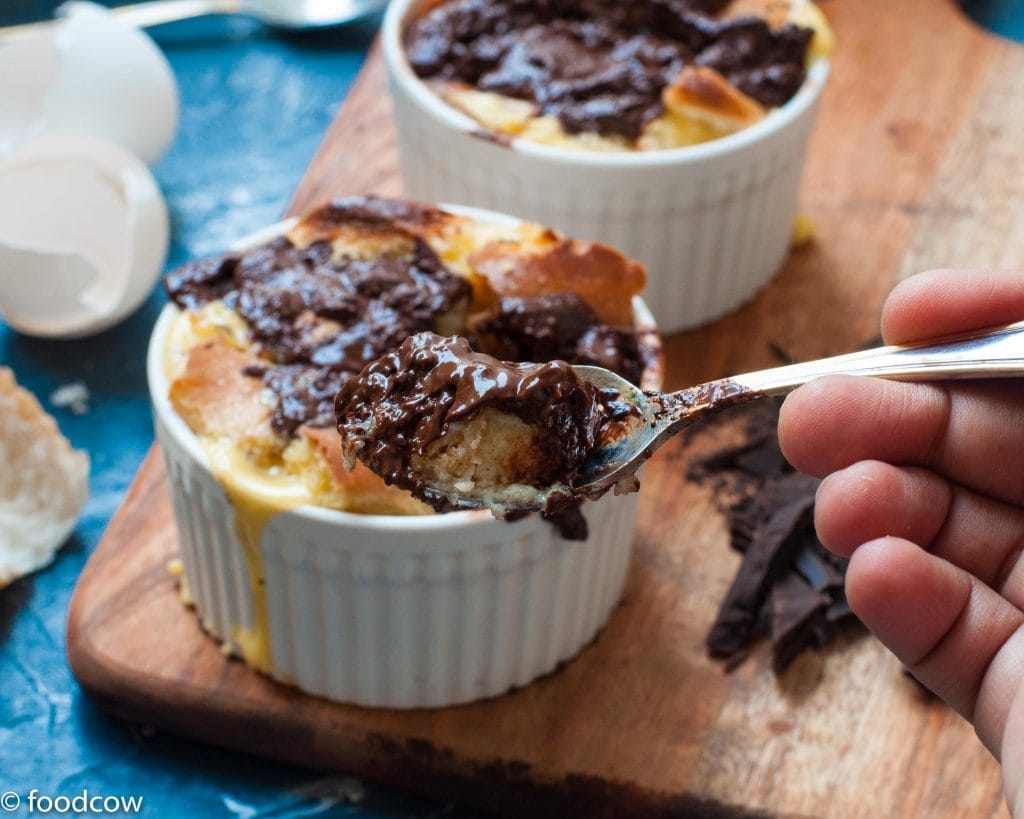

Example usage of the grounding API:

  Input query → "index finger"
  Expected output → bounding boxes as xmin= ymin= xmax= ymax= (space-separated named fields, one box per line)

xmin=882 ymin=269 xmax=1024 ymax=345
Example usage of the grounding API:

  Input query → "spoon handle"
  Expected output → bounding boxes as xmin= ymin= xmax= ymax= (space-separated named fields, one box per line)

xmin=104 ymin=0 xmax=242 ymax=28
xmin=0 ymin=0 xmax=240 ymax=43
xmin=728 ymin=319 xmax=1024 ymax=396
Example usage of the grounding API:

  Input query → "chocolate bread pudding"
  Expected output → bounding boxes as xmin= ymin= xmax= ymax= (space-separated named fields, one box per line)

xmin=162 ymin=196 xmax=657 ymax=527
xmin=336 ymin=332 xmax=635 ymax=537
xmin=405 ymin=0 xmax=832 ymax=151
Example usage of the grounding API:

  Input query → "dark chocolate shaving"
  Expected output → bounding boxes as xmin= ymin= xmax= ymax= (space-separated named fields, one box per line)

xmin=688 ymin=398 xmax=859 ymax=673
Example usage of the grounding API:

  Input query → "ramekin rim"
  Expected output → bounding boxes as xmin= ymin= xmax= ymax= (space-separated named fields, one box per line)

xmin=381 ymin=0 xmax=831 ymax=168
xmin=148 ymin=203 xmax=663 ymax=533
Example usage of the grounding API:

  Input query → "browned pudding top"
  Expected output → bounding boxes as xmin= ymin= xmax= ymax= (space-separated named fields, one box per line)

xmin=164 ymin=199 xmax=472 ymax=435
xmin=405 ymin=0 xmax=814 ymax=141
xmin=475 ymin=293 xmax=644 ymax=385
xmin=163 ymin=197 xmax=646 ymax=440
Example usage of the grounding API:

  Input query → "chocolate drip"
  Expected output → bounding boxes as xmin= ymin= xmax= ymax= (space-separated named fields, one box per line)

xmin=406 ymin=0 xmax=813 ymax=141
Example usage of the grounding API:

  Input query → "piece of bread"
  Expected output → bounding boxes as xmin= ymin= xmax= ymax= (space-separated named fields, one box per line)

xmin=168 ymin=339 xmax=277 ymax=460
xmin=0 ymin=368 xmax=89 ymax=587
xmin=468 ymin=227 xmax=645 ymax=328
xmin=662 ymin=66 xmax=766 ymax=135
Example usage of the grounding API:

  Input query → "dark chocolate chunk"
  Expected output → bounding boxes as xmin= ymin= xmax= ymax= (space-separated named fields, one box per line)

xmin=770 ymin=570 xmax=830 ymax=674
xmin=794 ymin=544 xmax=844 ymax=594
xmin=705 ymin=474 xmax=816 ymax=658
xmin=163 ymin=250 xmax=239 ymax=310
xmin=690 ymin=398 xmax=861 ymax=673
xmin=474 ymin=293 xmax=644 ymax=386
xmin=473 ymin=293 xmax=602 ymax=363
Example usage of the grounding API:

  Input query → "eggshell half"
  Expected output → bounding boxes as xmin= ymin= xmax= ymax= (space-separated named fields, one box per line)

xmin=0 ymin=133 xmax=169 ymax=338
xmin=0 ymin=1 xmax=179 ymax=164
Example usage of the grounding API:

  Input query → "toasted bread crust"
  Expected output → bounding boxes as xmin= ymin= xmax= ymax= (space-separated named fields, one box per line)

xmin=469 ymin=233 xmax=645 ymax=327
xmin=663 ymin=66 xmax=766 ymax=133
xmin=168 ymin=340 xmax=274 ymax=448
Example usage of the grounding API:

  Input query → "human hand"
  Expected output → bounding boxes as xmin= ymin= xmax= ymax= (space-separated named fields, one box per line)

xmin=777 ymin=268 xmax=1024 ymax=814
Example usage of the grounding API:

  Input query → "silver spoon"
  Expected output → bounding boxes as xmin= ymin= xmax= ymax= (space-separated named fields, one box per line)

xmin=421 ymin=320 xmax=1024 ymax=515
xmin=0 ymin=0 xmax=386 ymax=43
xmin=574 ymin=319 xmax=1024 ymax=496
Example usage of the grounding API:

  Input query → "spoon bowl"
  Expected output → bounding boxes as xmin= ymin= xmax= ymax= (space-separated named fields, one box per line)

xmin=234 ymin=0 xmax=386 ymax=29
xmin=571 ymin=365 xmax=754 ymax=493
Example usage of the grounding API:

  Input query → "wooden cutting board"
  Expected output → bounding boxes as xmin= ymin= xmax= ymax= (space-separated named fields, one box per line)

xmin=68 ymin=1 xmax=1024 ymax=815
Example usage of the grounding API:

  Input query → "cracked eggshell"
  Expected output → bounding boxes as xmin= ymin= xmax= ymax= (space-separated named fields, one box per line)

xmin=0 ymin=133 xmax=169 ymax=338
xmin=0 ymin=1 xmax=179 ymax=164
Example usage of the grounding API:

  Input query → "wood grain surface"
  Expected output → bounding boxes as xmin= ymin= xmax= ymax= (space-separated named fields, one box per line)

xmin=68 ymin=1 xmax=1023 ymax=816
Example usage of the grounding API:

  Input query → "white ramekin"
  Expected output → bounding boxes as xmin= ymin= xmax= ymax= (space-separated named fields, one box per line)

xmin=148 ymin=206 xmax=663 ymax=709
xmin=382 ymin=0 xmax=830 ymax=334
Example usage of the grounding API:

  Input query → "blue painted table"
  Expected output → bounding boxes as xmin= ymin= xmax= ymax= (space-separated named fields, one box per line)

xmin=0 ymin=1 xmax=1019 ymax=816
xmin=0 ymin=3 xmax=474 ymax=815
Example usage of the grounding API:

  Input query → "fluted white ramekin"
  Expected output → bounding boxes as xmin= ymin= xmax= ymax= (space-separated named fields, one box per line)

xmin=383 ymin=0 xmax=830 ymax=334
xmin=148 ymin=207 xmax=663 ymax=709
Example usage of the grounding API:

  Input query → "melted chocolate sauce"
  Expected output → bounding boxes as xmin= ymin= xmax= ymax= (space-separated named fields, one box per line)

xmin=474 ymin=293 xmax=644 ymax=385
xmin=165 ymin=197 xmax=472 ymax=435
xmin=335 ymin=332 xmax=618 ymax=538
xmin=406 ymin=0 xmax=813 ymax=141
xmin=165 ymin=198 xmax=645 ymax=438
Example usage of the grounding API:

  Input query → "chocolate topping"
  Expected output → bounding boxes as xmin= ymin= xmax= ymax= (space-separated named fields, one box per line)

xmin=165 ymin=197 xmax=646 ymax=438
xmin=406 ymin=0 xmax=813 ymax=141
xmin=337 ymin=334 xmax=597 ymax=477
xmin=474 ymin=294 xmax=644 ymax=385
xmin=165 ymin=197 xmax=473 ymax=434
